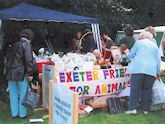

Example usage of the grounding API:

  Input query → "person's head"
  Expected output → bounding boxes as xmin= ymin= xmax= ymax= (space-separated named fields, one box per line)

xmin=76 ymin=31 xmax=81 ymax=38
xmin=139 ymin=31 xmax=153 ymax=41
xmin=144 ymin=26 xmax=156 ymax=37
xmin=123 ymin=25 xmax=134 ymax=36
xmin=119 ymin=44 xmax=128 ymax=54
xmin=84 ymin=28 xmax=91 ymax=34
xmin=103 ymin=33 xmax=109 ymax=39
xmin=19 ymin=29 xmax=34 ymax=42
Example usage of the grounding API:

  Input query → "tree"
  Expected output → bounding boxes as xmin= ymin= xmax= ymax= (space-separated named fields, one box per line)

xmin=0 ymin=0 xmax=165 ymax=39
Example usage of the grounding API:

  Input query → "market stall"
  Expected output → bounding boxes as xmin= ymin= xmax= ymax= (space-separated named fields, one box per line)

xmin=0 ymin=2 xmax=101 ymax=84
xmin=42 ymin=52 xmax=131 ymax=110
xmin=0 ymin=3 xmax=131 ymax=115
xmin=0 ymin=2 xmax=101 ymax=54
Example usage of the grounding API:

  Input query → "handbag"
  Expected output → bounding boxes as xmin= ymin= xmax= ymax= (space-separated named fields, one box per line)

xmin=119 ymin=54 xmax=130 ymax=66
xmin=22 ymin=82 xmax=40 ymax=110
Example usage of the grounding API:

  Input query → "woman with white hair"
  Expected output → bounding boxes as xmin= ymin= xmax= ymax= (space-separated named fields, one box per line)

xmin=145 ymin=26 xmax=157 ymax=45
xmin=125 ymin=31 xmax=161 ymax=115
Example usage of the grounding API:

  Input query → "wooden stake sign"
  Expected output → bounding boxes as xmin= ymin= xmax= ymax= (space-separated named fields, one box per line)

xmin=42 ymin=64 xmax=56 ymax=109
xmin=49 ymin=80 xmax=78 ymax=124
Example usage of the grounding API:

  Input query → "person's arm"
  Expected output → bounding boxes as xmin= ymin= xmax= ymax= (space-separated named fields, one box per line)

xmin=89 ymin=36 xmax=96 ymax=52
xmin=22 ymin=42 xmax=33 ymax=79
xmin=72 ymin=38 xmax=76 ymax=50
xmin=156 ymin=48 xmax=161 ymax=78
xmin=126 ymin=41 xmax=138 ymax=59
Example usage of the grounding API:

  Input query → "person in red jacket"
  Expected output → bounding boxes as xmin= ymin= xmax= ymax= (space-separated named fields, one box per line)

xmin=72 ymin=31 xmax=82 ymax=52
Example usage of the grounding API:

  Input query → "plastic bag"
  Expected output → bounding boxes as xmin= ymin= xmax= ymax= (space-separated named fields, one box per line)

xmin=152 ymin=79 xmax=165 ymax=105
xmin=82 ymin=62 xmax=94 ymax=70
xmin=55 ymin=60 xmax=65 ymax=72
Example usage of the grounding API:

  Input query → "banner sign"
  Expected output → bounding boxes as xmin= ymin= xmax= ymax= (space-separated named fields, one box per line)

xmin=49 ymin=81 xmax=78 ymax=124
xmin=56 ymin=67 xmax=130 ymax=96
xmin=42 ymin=64 xmax=54 ymax=109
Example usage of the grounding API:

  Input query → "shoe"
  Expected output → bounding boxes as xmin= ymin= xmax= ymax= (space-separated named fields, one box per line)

xmin=143 ymin=111 xmax=148 ymax=115
xmin=12 ymin=115 xmax=19 ymax=119
xmin=125 ymin=110 xmax=137 ymax=115
xmin=20 ymin=115 xmax=31 ymax=119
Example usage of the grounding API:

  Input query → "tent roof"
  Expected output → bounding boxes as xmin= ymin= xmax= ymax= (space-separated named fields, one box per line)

xmin=0 ymin=3 xmax=98 ymax=24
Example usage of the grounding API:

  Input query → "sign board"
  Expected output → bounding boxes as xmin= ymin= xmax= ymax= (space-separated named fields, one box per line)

xmin=42 ymin=64 xmax=56 ymax=109
xmin=49 ymin=80 xmax=78 ymax=124
xmin=111 ymin=48 xmax=122 ymax=64
xmin=56 ymin=67 xmax=130 ymax=96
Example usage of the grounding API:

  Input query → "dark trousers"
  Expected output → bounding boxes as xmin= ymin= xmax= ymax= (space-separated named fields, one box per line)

xmin=129 ymin=74 xmax=155 ymax=111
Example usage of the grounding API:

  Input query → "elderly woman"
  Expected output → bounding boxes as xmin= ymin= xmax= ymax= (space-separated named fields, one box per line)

xmin=125 ymin=31 xmax=161 ymax=115
xmin=145 ymin=26 xmax=157 ymax=45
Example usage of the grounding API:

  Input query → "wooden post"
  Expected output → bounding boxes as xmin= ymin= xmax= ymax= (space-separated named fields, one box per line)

xmin=42 ymin=64 xmax=45 ymax=107
xmin=49 ymin=80 xmax=53 ymax=124
xmin=53 ymin=66 xmax=56 ymax=82
xmin=72 ymin=92 xmax=79 ymax=124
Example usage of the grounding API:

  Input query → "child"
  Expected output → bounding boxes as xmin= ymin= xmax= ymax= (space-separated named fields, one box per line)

xmin=119 ymin=44 xmax=129 ymax=54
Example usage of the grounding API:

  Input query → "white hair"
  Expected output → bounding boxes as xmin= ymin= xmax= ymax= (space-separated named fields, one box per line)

xmin=138 ymin=31 xmax=153 ymax=40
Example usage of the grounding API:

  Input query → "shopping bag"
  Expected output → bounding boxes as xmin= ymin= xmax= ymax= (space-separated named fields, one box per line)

xmin=152 ymin=79 xmax=165 ymax=105
xmin=22 ymin=83 xmax=40 ymax=110
xmin=107 ymin=97 xmax=124 ymax=115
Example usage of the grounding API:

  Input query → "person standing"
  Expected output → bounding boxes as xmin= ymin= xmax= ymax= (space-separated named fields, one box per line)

xmin=145 ymin=26 xmax=157 ymax=45
xmin=125 ymin=31 xmax=161 ymax=115
xmin=119 ymin=25 xmax=135 ymax=50
xmin=81 ymin=29 xmax=96 ymax=53
xmin=103 ymin=33 xmax=114 ymax=49
xmin=72 ymin=31 xmax=82 ymax=52
xmin=6 ymin=29 xmax=34 ymax=119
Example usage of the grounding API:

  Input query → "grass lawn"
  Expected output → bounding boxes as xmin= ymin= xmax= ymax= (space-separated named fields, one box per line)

xmin=1 ymin=100 xmax=165 ymax=124
xmin=0 ymin=100 xmax=49 ymax=124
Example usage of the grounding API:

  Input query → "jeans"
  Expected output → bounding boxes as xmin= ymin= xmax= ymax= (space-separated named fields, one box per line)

xmin=129 ymin=74 xmax=155 ymax=111
xmin=8 ymin=76 xmax=28 ymax=117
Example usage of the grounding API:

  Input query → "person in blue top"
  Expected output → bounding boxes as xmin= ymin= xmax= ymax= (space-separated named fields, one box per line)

xmin=125 ymin=31 xmax=161 ymax=115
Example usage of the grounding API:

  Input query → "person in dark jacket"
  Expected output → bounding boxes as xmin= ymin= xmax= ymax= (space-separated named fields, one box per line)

xmin=119 ymin=25 xmax=135 ymax=50
xmin=6 ymin=29 xmax=34 ymax=119
xmin=81 ymin=29 xmax=96 ymax=53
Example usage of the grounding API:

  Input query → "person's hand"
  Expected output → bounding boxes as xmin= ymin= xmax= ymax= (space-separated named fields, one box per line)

xmin=27 ymin=76 xmax=33 ymax=81
xmin=156 ymin=74 xmax=161 ymax=80
xmin=124 ymin=49 xmax=130 ymax=54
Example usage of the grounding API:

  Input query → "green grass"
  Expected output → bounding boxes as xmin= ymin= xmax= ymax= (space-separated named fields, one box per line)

xmin=0 ymin=100 xmax=49 ymax=124
xmin=79 ymin=110 xmax=165 ymax=124
xmin=1 ymin=100 xmax=165 ymax=124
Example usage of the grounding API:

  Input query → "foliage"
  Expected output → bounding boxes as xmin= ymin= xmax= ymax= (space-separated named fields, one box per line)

xmin=0 ymin=0 xmax=165 ymax=39
xmin=119 ymin=0 xmax=165 ymax=28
